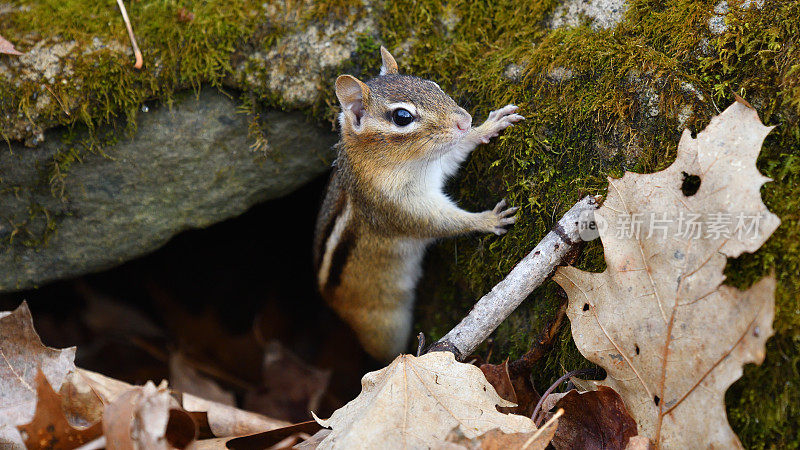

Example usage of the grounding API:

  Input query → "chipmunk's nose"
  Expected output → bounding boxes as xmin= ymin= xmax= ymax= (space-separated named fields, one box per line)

xmin=456 ymin=109 xmax=472 ymax=131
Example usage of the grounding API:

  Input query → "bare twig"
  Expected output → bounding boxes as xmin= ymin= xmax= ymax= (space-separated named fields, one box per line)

xmin=116 ymin=0 xmax=143 ymax=69
xmin=426 ymin=195 xmax=600 ymax=360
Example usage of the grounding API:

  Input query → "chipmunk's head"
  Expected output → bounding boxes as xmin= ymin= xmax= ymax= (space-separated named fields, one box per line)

xmin=335 ymin=47 xmax=472 ymax=164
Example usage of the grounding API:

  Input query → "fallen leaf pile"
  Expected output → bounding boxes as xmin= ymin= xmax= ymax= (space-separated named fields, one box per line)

xmin=0 ymin=302 xmax=290 ymax=449
xmin=1 ymin=302 xmax=552 ymax=449
xmin=554 ymin=99 xmax=779 ymax=448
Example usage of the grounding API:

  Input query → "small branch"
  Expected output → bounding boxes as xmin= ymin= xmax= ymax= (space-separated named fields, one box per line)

xmin=116 ymin=0 xmax=143 ymax=69
xmin=426 ymin=195 xmax=600 ymax=360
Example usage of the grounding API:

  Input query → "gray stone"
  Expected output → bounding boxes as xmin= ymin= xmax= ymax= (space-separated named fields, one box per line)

xmin=0 ymin=88 xmax=336 ymax=292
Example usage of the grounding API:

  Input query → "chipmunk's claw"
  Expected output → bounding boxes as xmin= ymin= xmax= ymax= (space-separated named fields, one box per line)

xmin=476 ymin=104 xmax=525 ymax=144
xmin=485 ymin=199 xmax=520 ymax=235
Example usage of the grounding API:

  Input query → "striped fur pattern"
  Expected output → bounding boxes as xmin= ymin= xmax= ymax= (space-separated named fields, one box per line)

xmin=314 ymin=48 xmax=524 ymax=361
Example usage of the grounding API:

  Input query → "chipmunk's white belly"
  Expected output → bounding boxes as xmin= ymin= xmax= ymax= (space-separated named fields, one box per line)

xmin=392 ymin=237 xmax=432 ymax=293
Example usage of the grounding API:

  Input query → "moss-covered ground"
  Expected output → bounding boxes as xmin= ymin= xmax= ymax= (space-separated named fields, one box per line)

xmin=394 ymin=1 xmax=799 ymax=447
xmin=1 ymin=0 xmax=798 ymax=446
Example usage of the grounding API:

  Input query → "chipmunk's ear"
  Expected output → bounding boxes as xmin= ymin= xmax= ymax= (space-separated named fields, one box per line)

xmin=335 ymin=75 xmax=369 ymax=127
xmin=379 ymin=46 xmax=398 ymax=75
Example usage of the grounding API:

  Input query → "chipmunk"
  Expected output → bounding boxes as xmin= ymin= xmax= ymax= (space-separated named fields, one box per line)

xmin=313 ymin=47 xmax=524 ymax=361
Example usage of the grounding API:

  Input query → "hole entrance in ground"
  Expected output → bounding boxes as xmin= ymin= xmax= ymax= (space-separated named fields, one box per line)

xmin=0 ymin=172 xmax=373 ymax=423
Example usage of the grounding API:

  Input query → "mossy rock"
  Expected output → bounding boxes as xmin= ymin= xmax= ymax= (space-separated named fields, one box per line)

xmin=0 ymin=88 xmax=336 ymax=290
xmin=0 ymin=0 xmax=797 ymax=447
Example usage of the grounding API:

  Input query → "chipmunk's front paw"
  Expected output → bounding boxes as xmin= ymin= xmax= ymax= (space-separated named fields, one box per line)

xmin=481 ymin=199 xmax=519 ymax=235
xmin=475 ymin=104 xmax=525 ymax=144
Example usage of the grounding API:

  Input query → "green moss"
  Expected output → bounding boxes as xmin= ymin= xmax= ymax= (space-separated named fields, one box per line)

xmin=381 ymin=0 xmax=798 ymax=447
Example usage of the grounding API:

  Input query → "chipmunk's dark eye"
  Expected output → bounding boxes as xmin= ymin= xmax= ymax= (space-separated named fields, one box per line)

xmin=391 ymin=108 xmax=414 ymax=126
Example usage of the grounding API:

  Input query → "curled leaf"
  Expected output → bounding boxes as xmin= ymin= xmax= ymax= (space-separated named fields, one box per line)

xmin=17 ymin=370 xmax=102 ymax=449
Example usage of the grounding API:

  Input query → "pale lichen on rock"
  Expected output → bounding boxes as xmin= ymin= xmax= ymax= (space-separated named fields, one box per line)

xmin=548 ymin=0 xmax=628 ymax=30
xmin=231 ymin=1 xmax=376 ymax=107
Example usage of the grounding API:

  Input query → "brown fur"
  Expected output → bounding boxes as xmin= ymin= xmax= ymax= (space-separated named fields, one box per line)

xmin=314 ymin=48 xmax=522 ymax=361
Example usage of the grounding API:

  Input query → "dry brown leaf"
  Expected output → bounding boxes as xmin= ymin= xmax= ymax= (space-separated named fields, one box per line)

xmin=244 ymin=340 xmax=330 ymax=423
xmin=0 ymin=33 xmax=22 ymax=55
xmin=59 ymin=371 xmax=108 ymax=427
xmin=73 ymin=368 xmax=287 ymax=439
xmin=17 ymin=370 xmax=102 ymax=449
xmin=437 ymin=411 xmax=560 ymax=450
xmin=548 ymin=386 xmax=637 ymax=450
xmin=182 ymin=393 xmax=289 ymax=438
xmin=480 ymin=360 xmax=539 ymax=416
xmin=553 ymin=100 xmax=780 ymax=448
xmin=103 ymin=380 xmax=196 ymax=449
xmin=312 ymin=352 xmax=536 ymax=448
xmin=170 ymin=353 xmax=235 ymax=407
xmin=0 ymin=302 xmax=76 ymax=447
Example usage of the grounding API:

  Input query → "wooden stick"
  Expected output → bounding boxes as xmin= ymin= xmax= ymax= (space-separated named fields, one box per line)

xmin=116 ymin=0 xmax=143 ymax=69
xmin=426 ymin=195 xmax=600 ymax=360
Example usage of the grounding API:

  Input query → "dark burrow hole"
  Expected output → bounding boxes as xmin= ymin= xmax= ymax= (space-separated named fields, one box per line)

xmin=635 ymin=344 xmax=640 ymax=355
xmin=0 ymin=171 xmax=374 ymax=422
xmin=654 ymin=395 xmax=661 ymax=406
xmin=583 ymin=303 xmax=590 ymax=311
xmin=681 ymin=172 xmax=702 ymax=197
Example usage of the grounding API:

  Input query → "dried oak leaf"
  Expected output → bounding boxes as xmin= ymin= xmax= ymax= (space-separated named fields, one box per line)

xmin=103 ymin=380 xmax=197 ymax=449
xmin=17 ymin=370 xmax=102 ymax=449
xmin=312 ymin=352 xmax=536 ymax=448
xmin=0 ymin=33 xmax=23 ymax=55
xmin=553 ymin=100 xmax=780 ymax=448
xmin=0 ymin=302 xmax=76 ymax=447
xmin=436 ymin=413 xmax=559 ymax=450
xmin=480 ymin=360 xmax=539 ymax=416
xmin=548 ymin=386 xmax=637 ymax=450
